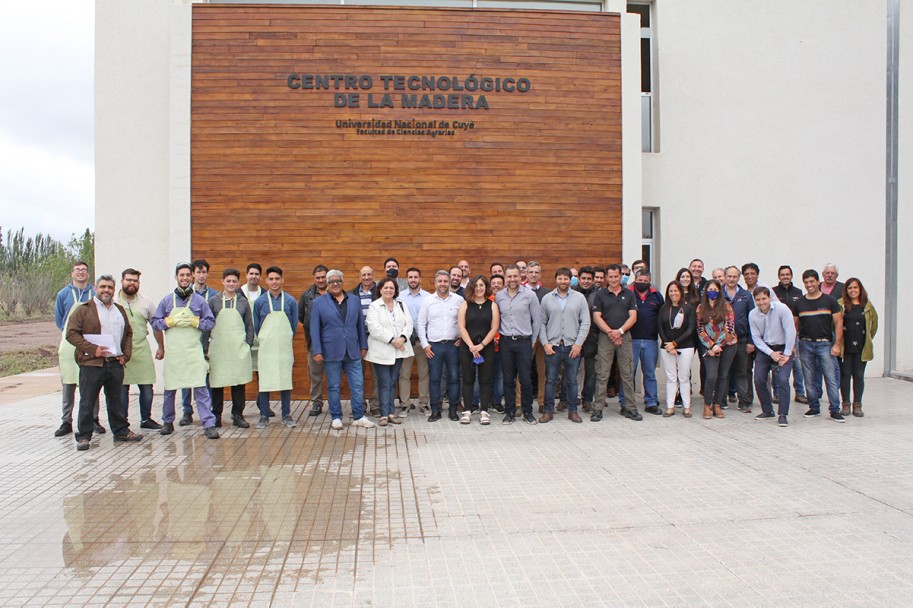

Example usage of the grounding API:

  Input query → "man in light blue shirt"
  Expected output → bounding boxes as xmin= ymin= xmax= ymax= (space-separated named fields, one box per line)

xmin=749 ymin=286 xmax=796 ymax=427
xmin=397 ymin=267 xmax=431 ymax=413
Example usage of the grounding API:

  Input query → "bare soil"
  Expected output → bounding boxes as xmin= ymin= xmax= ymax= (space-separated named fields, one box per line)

xmin=0 ymin=319 xmax=60 ymax=354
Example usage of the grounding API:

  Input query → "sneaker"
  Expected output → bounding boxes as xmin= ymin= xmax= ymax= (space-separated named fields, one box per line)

xmin=778 ymin=415 xmax=789 ymax=427
xmin=720 ymin=403 xmax=729 ymax=410
xmin=76 ymin=439 xmax=90 ymax=451
xmin=582 ymin=402 xmax=594 ymax=414
xmin=590 ymin=410 xmax=603 ymax=422
xmin=795 ymin=394 xmax=808 ymax=404
xmin=522 ymin=412 xmax=537 ymax=425
xmin=502 ymin=413 xmax=515 ymax=425
xmin=754 ymin=412 xmax=775 ymax=420
xmin=803 ymin=409 xmax=821 ymax=418
xmin=204 ymin=426 xmax=220 ymax=439
xmin=351 ymin=416 xmax=376 ymax=428
xmin=644 ymin=406 xmax=662 ymax=415
xmin=159 ymin=422 xmax=174 ymax=435
xmin=459 ymin=411 xmax=471 ymax=425
xmin=267 ymin=408 xmax=277 ymax=418
xmin=113 ymin=431 xmax=143 ymax=442
xmin=739 ymin=404 xmax=752 ymax=414
xmin=830 ymin=411 xmax=846 ymax=423
xmin=479 ymin=411 xmax=491 ymax=425
xmin=255 ymin=416 xmax=269 ymax=429
xmin=179 ymin=413 xmax=193 ymax=426
xmin=140 ymin=419 xmax=163 ymax=430
xmin=308 ymin=402 xmax=323 ymax=417
xmin=54 ymin=422 xmax=73 ymax=437
xmin=623 ymin=408 xmax=643 ymax=421
xmin=282 ymin=415 xmax=297 ymax=428
xmin=492 ymin=402 xmax=505 ymax=414
xmin=331 ymin=418 xmax=343 ymax=430
xmin=93 ymin=421 xmax=107 ymax=434
xmin=727 ymin=394 xmax=737 ymax=404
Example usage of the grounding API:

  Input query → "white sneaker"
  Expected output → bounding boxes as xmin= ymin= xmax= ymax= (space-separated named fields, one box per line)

xmin=459 ymin=410 xmax=471 ymax=425
xmin=331 ymin=418 xmax=343 ymax=430
xmin=351 ymin=416 xmax=376 ymax=428
xmin=480 ymin=411 xmax=491 ymax=425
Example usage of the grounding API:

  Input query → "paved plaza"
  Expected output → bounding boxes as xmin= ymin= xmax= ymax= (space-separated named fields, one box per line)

xmin=0 ymin=371 xmax=911 ymax=607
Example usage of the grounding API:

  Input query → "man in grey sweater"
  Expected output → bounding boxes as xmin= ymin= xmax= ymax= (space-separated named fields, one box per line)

xmin=538 ymin=268 xmax=591 ymax=423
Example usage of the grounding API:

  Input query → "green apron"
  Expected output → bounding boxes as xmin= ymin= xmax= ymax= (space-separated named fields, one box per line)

xmin=244 ymin=287 xmax=262 ymax=371
xmin=57 ymin=287 xmax=82 ymax=385
xmin=257 ymin=293 xmax=294 ymax=392
xmin=208 ymin=296 xmax=252 ymax=388
xmin=163 ymin=294 xmax=208 ymax=391
xmin=120 ymin=294 xmax=156 ymax=385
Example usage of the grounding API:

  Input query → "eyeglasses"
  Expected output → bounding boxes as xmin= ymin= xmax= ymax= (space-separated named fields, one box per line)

xmin=327 ymin=279 xmax=343 ymax=285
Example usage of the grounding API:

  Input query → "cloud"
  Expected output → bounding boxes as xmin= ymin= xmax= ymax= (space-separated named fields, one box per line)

xmin=0 ymin=1 xmax=94 ymax=240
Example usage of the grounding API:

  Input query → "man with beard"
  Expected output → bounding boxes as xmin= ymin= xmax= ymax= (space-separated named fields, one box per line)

xmin=151 ymin=263 xmax=219 ymax=439
xmin=118 ymin=268 xmax=164 ymax=429
xmin=495 ymin=265 xmax=541 ymax=425
xmin=67 ymin=274 xmax=141 ymax=451
xmin=299 ymin=264 xmax=329 ymax=417
xmin=397 ymin=267 xmax=431 ymax=415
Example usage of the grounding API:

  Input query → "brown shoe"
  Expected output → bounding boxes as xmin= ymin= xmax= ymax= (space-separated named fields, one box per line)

xmin=713 ymin=404 xmax=725 ymax=418
xmin=556 ymin=401 xmax=567 ymax=412
xmin=840 ymin=403 xmax=851 ymax=417
xmin=582 ymin=402 xmax=593 ymax=414
xmin=703 ymin=405 xmax=713 ymax=419
xmin=852 ymin=402 xmax=864 ymax=417
xmin=539 ymin=412 xmax=553 ymax=423
xmin=683 ymin=409 xmax=692 ymax=418
xmin=663 ymin=409 xmax=675 ymax=417
xmin=113 ymin=431 xmax=143 ymax=442
xmin=607 ymin=387 xmax=617 ymax=399
xmin=568 ymin=411 xmax=582 ymax=423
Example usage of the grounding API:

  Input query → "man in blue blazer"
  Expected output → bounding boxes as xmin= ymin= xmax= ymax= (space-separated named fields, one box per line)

xmin=310 ymin=269 xmax=375 ymax=430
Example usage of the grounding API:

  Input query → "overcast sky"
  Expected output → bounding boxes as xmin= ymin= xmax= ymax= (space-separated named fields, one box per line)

xmin=0 ymin=2 xmax=94 ymax=243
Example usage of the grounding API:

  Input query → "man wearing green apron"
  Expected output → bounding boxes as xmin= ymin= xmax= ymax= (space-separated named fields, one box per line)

xmin=207 ymin=268 xmax=254 ymax=428
xmin=179 ymin=259 xmax=219 ymax=425
xmin=253 ymin=266 xmax=299 ymax=429
xmin=53 ymin=261 xmax=101 ymax=437
xmin=118 ymin=268 xmax=165 ymax=429
xmin=151 ymin=263 xmax=219 ymax=439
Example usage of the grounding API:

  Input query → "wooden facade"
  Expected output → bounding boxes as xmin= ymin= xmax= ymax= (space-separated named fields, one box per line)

xmin=191 ymin=5 xmax=622 ymax=398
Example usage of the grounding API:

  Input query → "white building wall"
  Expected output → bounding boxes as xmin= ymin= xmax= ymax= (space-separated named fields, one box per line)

xmin=95 ymin=0 xmax=192 ymax=302
xmin=643 ymin=0 xmax=888 ymax=374
xmin=896 ymin=0 xmax=912 ymax=373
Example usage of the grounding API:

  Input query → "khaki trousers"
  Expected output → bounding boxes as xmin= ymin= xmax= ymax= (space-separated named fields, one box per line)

xmin=398 ymin=346 xmax=430 ymax=404
xmin=595 ymin=332 xmax=636 ymax=411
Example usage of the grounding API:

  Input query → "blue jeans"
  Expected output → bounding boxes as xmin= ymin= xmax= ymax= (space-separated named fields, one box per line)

xmin=619 ymin=339 xmax=659 ymax=407
xmin=754 ymin=349 xmax=793 ymax=416
xmin=257 ymin=390 xmax=290 ymax=417
xmin=427 ymin=342 xmax=460 ymax=413
xmin=544 ymin=344 xmax=581 ymax=412
xmin=121 ymin=384 xmax=153 ymax=423
xmin=324 ymin=354 xmax=367 ymax=420
xmin=373 ymin=360 xmax=403 ymax=417
xmin=798 ymin=340 xmax=840 ymax=413
xmin=491 ymin=348 xmax=504 ymax=406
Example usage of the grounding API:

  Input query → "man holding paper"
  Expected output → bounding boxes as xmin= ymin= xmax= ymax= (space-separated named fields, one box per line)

xmin=66 ymin=274 xmax=142 ymax=451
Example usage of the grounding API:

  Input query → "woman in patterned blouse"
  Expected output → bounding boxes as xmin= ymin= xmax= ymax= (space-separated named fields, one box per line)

xmin=697 ymin=279 xmax=738 ymax=419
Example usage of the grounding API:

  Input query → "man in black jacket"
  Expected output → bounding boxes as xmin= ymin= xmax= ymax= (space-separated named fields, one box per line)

xmin=298 ymin=264 xmax=329 ymax=416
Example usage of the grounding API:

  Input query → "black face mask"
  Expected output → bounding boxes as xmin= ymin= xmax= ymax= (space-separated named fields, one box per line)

xmin=386 ymin=268 xmax=399 ymax=279
xmin=634 ymin=283 xmax=650 ymax=293
xmin=174 ymin=285 xmax=193 ymax=299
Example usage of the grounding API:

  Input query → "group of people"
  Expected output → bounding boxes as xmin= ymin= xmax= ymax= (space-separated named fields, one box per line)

xmin=52 ymin=256 xmax=877 ymax=450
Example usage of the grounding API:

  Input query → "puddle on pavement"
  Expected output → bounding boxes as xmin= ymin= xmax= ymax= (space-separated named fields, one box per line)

xmin=60 ymin=428 xmax=424 ymax=582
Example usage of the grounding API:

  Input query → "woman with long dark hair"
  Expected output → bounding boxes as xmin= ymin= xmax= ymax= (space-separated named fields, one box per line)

xmin=675 ymin=267 xmax=701 ymax=307
xmin=837 ymin=278 xmax=878 ymax=417
xmin=658 ymin=281 xmax=697 ymax=418
xmin=457 ymin=275 xmax=500 ymax=425
xmin=697 ymin=279 xmax=738 ymax=419
xmin=365 ymin=277 xmax=413 ymax=426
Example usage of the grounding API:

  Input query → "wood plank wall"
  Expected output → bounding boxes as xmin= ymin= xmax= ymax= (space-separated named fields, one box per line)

xmin=191 ymin=5 xmax=622 ymax=399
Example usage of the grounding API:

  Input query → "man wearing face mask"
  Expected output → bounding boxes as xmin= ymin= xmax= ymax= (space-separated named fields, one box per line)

xmin=620 ymin=264 xmax=632 ymax=287
xmin=384 ymin=257 xmax=409 ymax=292
xmin=618 ymin=269 xmax=664 ymax=415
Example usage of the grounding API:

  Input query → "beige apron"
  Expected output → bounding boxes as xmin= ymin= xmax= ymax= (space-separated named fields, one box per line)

xmin=121 ymin=295 xmax=156 ymax=385
xmin=57 ymin=287 xmax=84 ymax=385
xmin=208 ymin=296 xmax=252 ymax=388
xmin=163 ymin=294 xmax=208 ymax=390
xmin=257 ymin=293 xmax=294 ymax=392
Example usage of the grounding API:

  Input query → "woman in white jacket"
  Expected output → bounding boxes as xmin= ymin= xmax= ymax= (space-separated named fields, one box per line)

xmin=365 ymin=277 xmax=414 ymax=426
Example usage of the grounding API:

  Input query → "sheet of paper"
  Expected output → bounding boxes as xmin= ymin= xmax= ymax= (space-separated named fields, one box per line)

xmin=83 ymin=334 xmax=118 ymax=354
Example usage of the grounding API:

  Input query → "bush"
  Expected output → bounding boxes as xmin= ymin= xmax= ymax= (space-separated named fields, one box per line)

xmin=0 ymin=226 xmax=94 ymax=320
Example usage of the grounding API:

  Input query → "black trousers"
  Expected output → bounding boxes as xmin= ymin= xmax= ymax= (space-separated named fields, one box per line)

xmin=840 ymin=353 xmax=866 ymax=404
xmin=459 ymin=342 xmax=495 ymax=411
xmin=212 ymin=384 xmax=246 ymax=418
xmin=704 ymin=344 xmax=737 ymax=406
xmin=76 ymin=361 xmax=129 ymax=441
xmin=500 ymin=338 xmax=533 ymax=415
